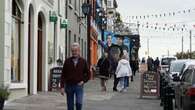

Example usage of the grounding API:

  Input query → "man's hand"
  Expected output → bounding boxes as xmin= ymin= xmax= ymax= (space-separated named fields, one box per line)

xmin=60 ymin=88 xmax=65 ymax=96
xmin=78 ymin=81 xmax=84 ymax=86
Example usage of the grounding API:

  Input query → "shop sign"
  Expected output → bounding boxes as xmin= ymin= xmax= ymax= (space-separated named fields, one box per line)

xmin=49 ymin=67 xmax=63 ymax=91
xmin=60 ymin=19 xmax=68 ymax=29
xmin=49 ymin=11 xmax=58 ymax=22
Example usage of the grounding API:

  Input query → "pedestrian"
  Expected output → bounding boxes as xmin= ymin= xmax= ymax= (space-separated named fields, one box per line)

xmin=141 ymin=57 xmax=146 ymax=64
xmin=154 ymin=57 xmax=160 ymax=72
xmin=97 ymin=52 xmax=111 ymax=92
xmin=115 ymin=55 xmax=132 ymax=92
xmin=147 ymin=56 xmax=154 ymax=71
xmin=123 ymin=50 xmax=130 ymax=86
xmin=60 ymin=42 xmax=90 ymax=110
xmin=130 ymin=59 xmax=136 ymax=81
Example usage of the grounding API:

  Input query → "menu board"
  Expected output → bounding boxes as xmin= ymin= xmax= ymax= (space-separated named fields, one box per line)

xmin=140 ymin=71 xmax=160 ymax=98
xmin=49 ymin=67 xmax=63 ymax=91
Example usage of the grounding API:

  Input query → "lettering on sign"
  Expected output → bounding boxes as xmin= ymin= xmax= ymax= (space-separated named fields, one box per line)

xmin=140 ymin=71 xmax=160 ymax=98
xmin=49 ymin=67 xmax=63 ymax=91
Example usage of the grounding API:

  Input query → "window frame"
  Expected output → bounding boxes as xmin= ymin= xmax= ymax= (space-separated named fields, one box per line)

xmin=11 ymin=0 xmax=23 ymax=83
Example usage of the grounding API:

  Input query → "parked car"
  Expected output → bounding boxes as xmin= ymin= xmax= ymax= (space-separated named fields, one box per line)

xmin=174 ymin=61 xmax=195 ymax=110
xmin=168 ymin=59 xmax=189 ymax=81
xmin=160 ymin=56 xmax=177 ymax=73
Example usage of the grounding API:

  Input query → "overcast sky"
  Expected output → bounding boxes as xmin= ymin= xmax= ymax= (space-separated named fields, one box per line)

xmin=117 ymin=0 xmax=195 ymax=59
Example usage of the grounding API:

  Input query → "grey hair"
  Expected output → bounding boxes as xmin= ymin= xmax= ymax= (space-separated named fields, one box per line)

xmin=71 ymin=42 xmax=80 ymax=49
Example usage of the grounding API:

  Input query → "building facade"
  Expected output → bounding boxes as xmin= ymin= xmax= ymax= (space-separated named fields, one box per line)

xmin=0 ymin=0 xmax=88 ymax=100
xmin=106 ymin=0 xmax=117 ymax=32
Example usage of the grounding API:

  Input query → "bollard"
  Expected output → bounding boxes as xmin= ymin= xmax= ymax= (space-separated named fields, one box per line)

xmin=160 ymin=75 xmax=164 ymax=106
xmin=160 ymin=76 xmax=168 ymax=106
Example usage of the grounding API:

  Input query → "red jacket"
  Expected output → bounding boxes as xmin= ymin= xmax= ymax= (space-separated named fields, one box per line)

xmin=60 ymin=57 xmax=90 ymax=88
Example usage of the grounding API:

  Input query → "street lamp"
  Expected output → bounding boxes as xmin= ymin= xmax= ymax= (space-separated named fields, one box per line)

xmin=80 ymin=2 xmax=91 ymax=64
xmin=81 ymin=3 xmax=91 ymax=17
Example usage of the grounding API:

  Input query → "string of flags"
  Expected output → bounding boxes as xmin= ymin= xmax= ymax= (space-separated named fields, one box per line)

xmin=130 ymin=20 xmax=195 ymax=32
xmin=130 ymin=8 xmax=195 ymax=20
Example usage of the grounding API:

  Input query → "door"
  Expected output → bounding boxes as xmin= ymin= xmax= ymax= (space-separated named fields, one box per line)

xmin=28 ymin=5 xmax=34 ymax=94
xmin=178 ymin=69 xmax=193 ymax=110
xmin=37 ymin=13 xmax=43 ymax=91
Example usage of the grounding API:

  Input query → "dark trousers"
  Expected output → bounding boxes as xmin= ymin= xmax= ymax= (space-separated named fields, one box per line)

xmin=65 ymin=84 xmax=84 ymax=110
xmin=113 ymin=74 xmax=119 ymax=90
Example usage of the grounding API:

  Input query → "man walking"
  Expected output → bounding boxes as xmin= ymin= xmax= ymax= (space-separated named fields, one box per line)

xmin=60 ymin=42 xmax=90 ymax=110
xmin=154 ymin=57 xmax=160 ymax=72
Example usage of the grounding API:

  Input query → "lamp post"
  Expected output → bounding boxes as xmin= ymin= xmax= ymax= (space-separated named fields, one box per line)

xmin=81 ymin=2 xmax=91 ymax=64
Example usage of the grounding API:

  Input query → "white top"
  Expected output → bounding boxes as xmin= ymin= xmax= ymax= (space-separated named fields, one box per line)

xmin=115 ymin=59 xmax=132 ymax=78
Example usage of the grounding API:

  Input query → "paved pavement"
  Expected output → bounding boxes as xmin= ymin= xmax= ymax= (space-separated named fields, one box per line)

xmin=4 ymin=73 xmax=163 ymax=110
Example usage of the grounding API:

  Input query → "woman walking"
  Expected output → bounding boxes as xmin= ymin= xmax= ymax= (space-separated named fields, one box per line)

xmin=97 ymin=52 xmax=111 ymax=92
xmin=115 ymin=55 xmax=132 ymax=92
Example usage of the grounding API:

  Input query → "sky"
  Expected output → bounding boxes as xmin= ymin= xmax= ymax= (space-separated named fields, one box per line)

xmin=116 ymin=0 xmax=195 ymax=59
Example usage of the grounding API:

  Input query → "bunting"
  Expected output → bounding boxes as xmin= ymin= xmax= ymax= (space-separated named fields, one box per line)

xmin=133 ymin=20 xmax=194 ymax=32
xmin=130 ymin=8 xmax=195 ymax=20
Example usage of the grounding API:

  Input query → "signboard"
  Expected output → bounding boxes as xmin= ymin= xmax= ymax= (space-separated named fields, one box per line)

xmin=140 ymin=71 xmax=160 ymax=98
xmin=60 ymin=19 xmax=68 ymax=28
xmin=49 ymin=11 xmax=58 ymax=22
xmin=49 ymin=67 xmax=63 ymax=91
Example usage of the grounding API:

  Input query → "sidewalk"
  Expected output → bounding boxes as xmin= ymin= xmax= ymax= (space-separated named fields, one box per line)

xmin=4 ymin=73 xmax=163 ymax=110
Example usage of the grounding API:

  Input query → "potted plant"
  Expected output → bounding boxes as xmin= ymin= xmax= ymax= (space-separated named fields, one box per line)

xmin=0 ymin=86 xmax=10 ymax=110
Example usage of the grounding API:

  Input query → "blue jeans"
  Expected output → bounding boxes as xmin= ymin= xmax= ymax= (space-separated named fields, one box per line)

xmin=124 ymin=76 xmax=129 ymax=88
xmin=118 ymin=77 xmax=129 ymax=91
xmin=65 ymin=84 xmax=84 ymax=110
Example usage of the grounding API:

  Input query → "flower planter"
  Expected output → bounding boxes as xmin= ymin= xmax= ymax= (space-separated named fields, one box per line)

xmin=0 ymin=99 xmax=5 ymax=110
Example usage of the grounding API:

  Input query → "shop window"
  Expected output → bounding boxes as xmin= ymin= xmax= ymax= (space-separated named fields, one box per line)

xmin=11 ymin=0 xmax=22 ymax=82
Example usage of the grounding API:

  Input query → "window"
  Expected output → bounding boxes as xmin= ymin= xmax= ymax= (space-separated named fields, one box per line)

xmin=11 ymin=0 xmax=22 ymax=82
xmin=69 ymin=0 xmax=71 ymax=4
xmin=81 ymin=39 xmax=83 ymax=56
xmin=78 ymin=37 xmax=80 ymax=45
xmin=182 ymin=69 xmax=193 ymax=83
xmin=84 ymin=41 xmax=87 ymax=58
xmin=65 ymin=32 xmax=68 ymax=59
xmin=68 ymin=30 xmax=71 ymax=56
xmin=74 ymin=0 xmax=77 ymax=10
xmin=107 ymin=0 xmax=112 ymax=8
xmin=58 ymin=0 xmax=62 ymax=15
xmin=74 ymin=34 xmax=77 ymax=42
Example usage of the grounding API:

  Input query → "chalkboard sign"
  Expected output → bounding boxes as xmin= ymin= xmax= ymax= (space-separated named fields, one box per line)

xmin=49 ymin=67 xmax=63 ymax=91
xmin=140 ymin=71 xmax=160 ymax=98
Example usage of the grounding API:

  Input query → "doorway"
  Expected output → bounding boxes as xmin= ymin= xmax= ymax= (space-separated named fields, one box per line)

xmin=37 ymin=12 xmax=44 ymax=91
xmin=28 ymin=5 xmax=34 ymax=94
